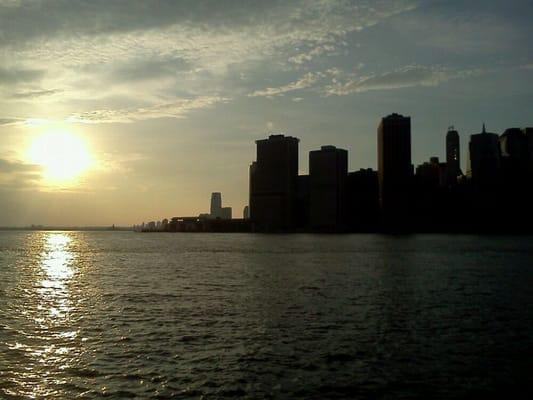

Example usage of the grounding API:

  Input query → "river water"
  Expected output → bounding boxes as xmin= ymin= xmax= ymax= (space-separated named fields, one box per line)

xmin=1 ymin=231 xmax=532 ymax=399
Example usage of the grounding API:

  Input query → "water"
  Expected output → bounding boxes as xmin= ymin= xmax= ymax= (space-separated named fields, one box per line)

xmin=1 ymin=231 xmax=532 ymax=399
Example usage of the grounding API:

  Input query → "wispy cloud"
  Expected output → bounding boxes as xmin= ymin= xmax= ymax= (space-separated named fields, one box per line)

xmin=288 ymin=44 xmax=338 ymax=65
xmin=324 ymin=65 xmax=484 ymax=95
xmin=0 ymin=157 xmax=42 ymax=190
xmin=248 ymin=72 xmax=323 ymax=97
xmin=11 ymin=89 xmax=62 ymax=99
xmin=67 ymin=95 xmax=229 ymax=123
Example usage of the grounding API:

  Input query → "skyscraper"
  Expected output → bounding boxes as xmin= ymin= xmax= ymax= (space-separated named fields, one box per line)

xmin=208 ymin=192 xmax=231 ymax=220
xmin=377 ymin=113 xmax=413 ymax=224
xmin=210 ymin=192 xmax=222 ymax=218
xmin=346 ymin=168 xmax=379 ymax=230
xmin=469 ymin=124 xmax=501 ymax=185
xmin=249 ymin=134 xmax=299 ymax=232
xmin=500 ymin=128 xmax=528 ymax=184
xmin=309 ymin=145 xmax=348 ymax=231
xmin=446 ymin=127 xmax=461 ymax=185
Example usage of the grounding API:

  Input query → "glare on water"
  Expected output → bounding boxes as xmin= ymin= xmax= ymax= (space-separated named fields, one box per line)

xmin=1 ymin=232 xmax=533 ymax=398
xmin=1 ymin=232 xmax=88 ymax=398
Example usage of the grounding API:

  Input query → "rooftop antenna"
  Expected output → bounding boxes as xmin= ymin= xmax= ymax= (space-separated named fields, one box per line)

xmin=482 ymin=123 xmax=486 ymax=133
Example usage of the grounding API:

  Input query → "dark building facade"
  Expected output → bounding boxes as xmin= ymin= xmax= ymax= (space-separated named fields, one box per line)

xmin=469 ymin=124 xmax=501 ymax=185
xmin=309 ymin=146 xmax=348 ymax=231
xmin=446 ymin=127 xmax=461 ymax=185
xmin=416 ymin=157 xmax=444 ymax=188
xmin=249 ymin=134 xmax=299 ymax=232
xmin=500 ymin=128 xmax=529 ymax=187
xmin=525 ymin=127 xmax=533 ymax=175
xmin=347 ymin=169 xmax=379 ymax=230
xmin=377 ymin=113 xmax=413 ymax=225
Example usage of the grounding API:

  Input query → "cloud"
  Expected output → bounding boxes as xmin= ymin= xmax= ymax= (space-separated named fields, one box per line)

xmin=248 ymin=72 xmax=323 ymax=97
xmin=0 ymin=158 xmax=42 ymax=190
xmin=11 ymin=89 xmax=62 ymax=99
xmin=0 ymin=67 xmax=43 ymax=86
xmin=67 ymin=95 xmax=229 ymax=123
xmin=288 ymin=44 xmax=338 ymax=65
xmin=324 ymin=65 xmax=484 ymax=95
xmin=0 ymin=0 xmax=418 ymax=123
xmin=0 ymin=118 xmax=23 ymax=126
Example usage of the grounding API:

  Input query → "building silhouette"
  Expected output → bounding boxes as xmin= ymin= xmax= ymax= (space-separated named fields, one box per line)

xmin=500 ymin=128 xmax=529 ymax=186
xmin=524 ymin=127 xmax=533 ymax=175
xmin=469 ymin=124 xmax=501 ymax=185
xmin=309 ymin=146 xmax=348 ymax=231
xmin=206 ymin=192 xmax=232 ymax=220
xmin=138 ymin=116 xmax=533 ymax=235
xmin=416 ymin=157 xmax=445 ymax=188
xmin=377 ymin=113 xmax=413 ymax=225
xmin=346 ymin=169 xmax=379 ymax=230
xmin=210 ymin=192 xmax=222 ymax=217
xmin=295 ymin=174 xmax=311 ymax=230
xmin=249 ymin=134 xmax=299 ymax=232
xmin=446 ymin=127 xmax=461 ymax=185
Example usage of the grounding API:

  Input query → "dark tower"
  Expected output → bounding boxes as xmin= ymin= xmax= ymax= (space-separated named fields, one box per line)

xmin=446 ymin=126 xmax=461 ymax=185
xmin=500 ymin=128 xmax=528 ymax=183
xmin=309 ymin=145 xmax=348 ymax=232
xmin=377 ymin=113 xmax=413 ymax=225
xmin=469 ymin=124 xmax=500 ymax=185
xmin=249 ymin=134 xmax=299 ymax=232
xmin=210 ymin=192 xmax=222 ymax=217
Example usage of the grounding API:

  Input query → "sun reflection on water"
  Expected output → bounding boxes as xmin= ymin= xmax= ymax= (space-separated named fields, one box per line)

xmin=37 ymin=233 xmax=76 ymax=322
xmin=4 ymin=232 xmax=86 ymax=398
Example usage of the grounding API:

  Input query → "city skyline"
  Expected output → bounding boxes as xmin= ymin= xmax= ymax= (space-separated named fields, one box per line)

xmin=1 ymin=0 xmax=532 ymax=226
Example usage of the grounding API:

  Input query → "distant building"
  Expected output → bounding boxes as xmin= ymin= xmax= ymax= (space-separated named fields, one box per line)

xmin=295 ymin=175 xmax=311 ymax=229
xmin=210 ymin=192 xmax=222 ymax=218
xmin=206 ymin=192 xmax=231 ymax=220
xmin=416 ymin=157 xmax=445 ymax=188
xmin=469 ymin=124 xmax=501 ymax=185
xmin=243 ymin=206 xmax=249 ymax=220
xmin=446 ymin=127 xmax=461 ymax=185
xmin=309 ymin=145 xmax=348 ymax=231
xmin=220 ymin=207 xmax=232 ymax=220
xmin=347 ymin=168 xmax=379 ymax=230
xmin=524 ymin=127 xmax=533 ymax=175
xmin=378 ymin=113 xmax=413 ymax=224
xmin=500 ymin=128 xmax=528 ymax=184
xmin=249 ymin=134 xmax=299 ymax=232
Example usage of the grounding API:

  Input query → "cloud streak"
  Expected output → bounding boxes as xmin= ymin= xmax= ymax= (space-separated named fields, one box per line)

xmin=248 ymin=72 xmax=323 ymax=97
xmin=67 ymin=95 xmax=229 ymax=123
xmin=324 ymin=65 xmax=484 ymax=95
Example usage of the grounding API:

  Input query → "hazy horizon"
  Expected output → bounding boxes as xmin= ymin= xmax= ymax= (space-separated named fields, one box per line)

xmin=1 ymin=0 xmax=532 ymax=226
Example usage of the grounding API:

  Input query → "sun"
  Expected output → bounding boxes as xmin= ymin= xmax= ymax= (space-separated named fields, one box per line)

xmin=27 ymin=131 xmax=93 ymax=185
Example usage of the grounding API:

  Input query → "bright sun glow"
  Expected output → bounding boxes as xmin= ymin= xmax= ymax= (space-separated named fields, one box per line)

xmin=28 ymin=131 xmax=93 ymax=184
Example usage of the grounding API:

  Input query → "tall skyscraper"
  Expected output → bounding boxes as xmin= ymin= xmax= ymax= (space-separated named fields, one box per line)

xmin=469 ymin=124 xmax=501 ymax=185
xmin=500 ymin=128 xmax=528 ymax=184
xmin=208 ymin=192 xmax=231 ymax=220
xmin=309 ymin=145 xmax=348 ymax=231
xmin=249 ymin=134 xmax=299 ymax=232
xmin=446 ymin=127 xmax=461 ymax=185
xmin=377 ymin=113 xmax=413 ymax=223
xmin=210 ymin=192 xmax=222 ymax=217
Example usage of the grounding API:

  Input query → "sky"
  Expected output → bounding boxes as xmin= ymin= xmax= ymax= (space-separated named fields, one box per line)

xmin=0 ymin=0 xmax=532 ymax=226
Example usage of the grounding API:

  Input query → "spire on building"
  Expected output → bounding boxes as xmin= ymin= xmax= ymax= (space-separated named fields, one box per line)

xmin=482 ymin=123 xmax=486 ymax=133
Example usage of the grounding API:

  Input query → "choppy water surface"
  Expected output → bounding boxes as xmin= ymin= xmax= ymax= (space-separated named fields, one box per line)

xmin=1 ymin=232 xmax=532 ymax=399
